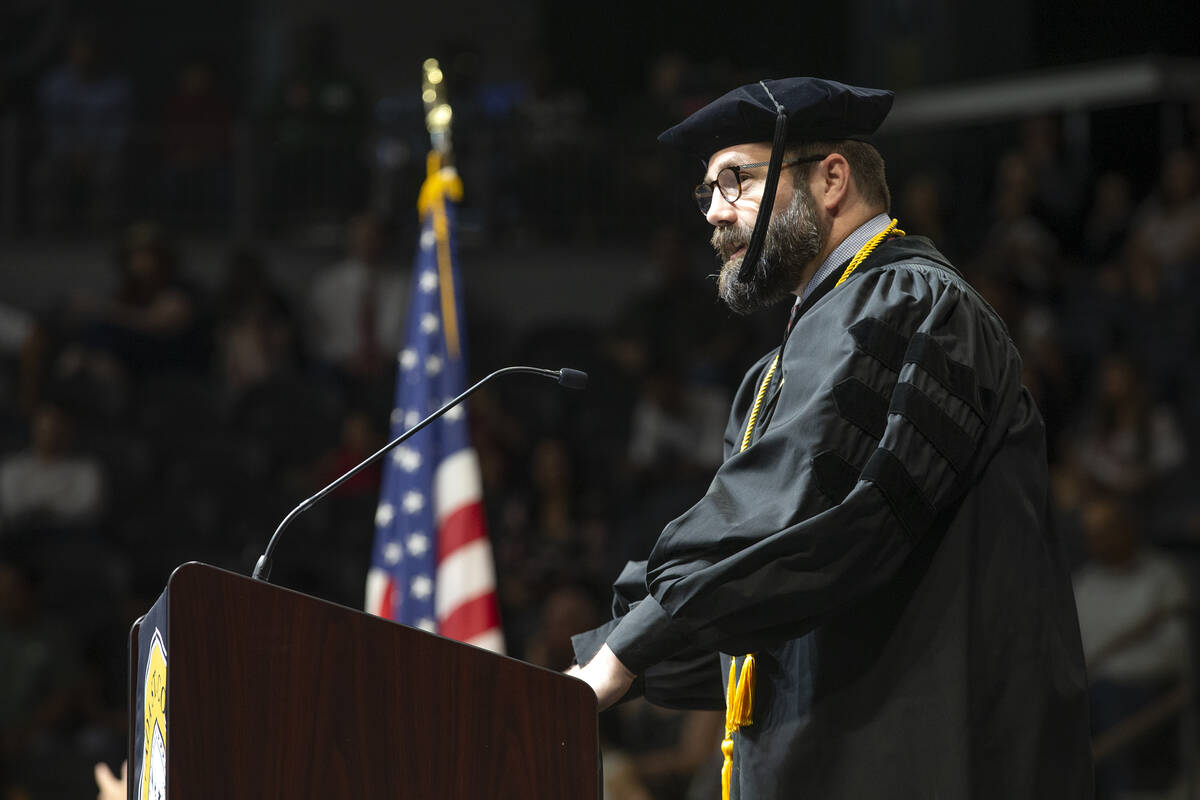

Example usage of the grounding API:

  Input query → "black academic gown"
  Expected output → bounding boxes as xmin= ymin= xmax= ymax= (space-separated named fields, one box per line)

xmin=572 ymin=236 xmax=1093 ymax=799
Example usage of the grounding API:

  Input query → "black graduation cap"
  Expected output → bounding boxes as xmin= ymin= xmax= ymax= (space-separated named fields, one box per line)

xmin=658 ymin=77 xmax=893 ymax=286
xmin=658 ymin=77 xmax=894 ymax=160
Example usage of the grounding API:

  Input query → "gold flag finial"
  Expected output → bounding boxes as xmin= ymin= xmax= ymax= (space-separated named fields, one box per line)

xmin=422 ymin=58 xmax=453 ymax=157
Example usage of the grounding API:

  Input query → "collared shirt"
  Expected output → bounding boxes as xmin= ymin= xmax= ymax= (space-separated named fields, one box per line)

xmin=798 ymin=213 xmax=892 ymax=303
xmin=308 ymin=258 xmax=409 ymax=364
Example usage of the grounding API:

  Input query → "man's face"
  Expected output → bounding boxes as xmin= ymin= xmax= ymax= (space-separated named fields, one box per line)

xmin=703 ymin=144 xmax=827 ymax=315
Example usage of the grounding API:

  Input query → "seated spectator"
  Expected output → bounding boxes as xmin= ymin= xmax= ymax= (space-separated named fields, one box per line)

xmin=614 ymin=701 xmax=723 ymax=800
xmin=1015 ymin=312 xmax=1073 ymax=462
xmin=0 ymin=303 xmax=34 ymax=360
xmin=312 ymin=409 xmax=382 ymax=499
xmin=601 ymin=749 xmax=654 ymax=800
xmin=0 ymin=555 xmax=87 ymax=787
xmin=161 ymin=59 xmax=233 ymax=229
xmin=977 ymin=151 xmax=1060 ymax=301
xmin=1073 ymin=496 xmax=1190 ymax=799
xmin=1114 ymin=230 xmax=1200 ymax=400
xmin=214 ymin=246 xmax=299 ymax=401
xmin=523 ymin=584 xmax=601 ymax=669
xmin=0 ymin=302 xmax=37 ymax=415
xmin=528 ymin=437 xmax=576 ymax=546
xmin=897 ymin=171 xmax=961 ymax=262
xmin=627 ymin=364 xmax=727 ymax=478
xmin=1016 ymin=114 xmax=1088 ymax=242
xmin=306 ymin=214 xmax=407 ymax=381
xmin=0 ymin=403 xmax=103 ymax=531
xmin=1131 ymin=147 xmax=1200 ymax=277
xmin=55 ymin=222 xmax=207 ymax=411
xmin=1070 ymin=354 xmax=1186 ymax=498
xmin=32 ymin=22 xmax=131 ymax=233
xmin=606 ymin=226 xmax=751 ymax=389
xmin=1082 ymin=172 xmax=1134 ymax=267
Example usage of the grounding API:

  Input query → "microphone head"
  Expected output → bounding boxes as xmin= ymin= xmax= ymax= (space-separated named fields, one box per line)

xmin=557 ymin=368 xmax=588 ymax=390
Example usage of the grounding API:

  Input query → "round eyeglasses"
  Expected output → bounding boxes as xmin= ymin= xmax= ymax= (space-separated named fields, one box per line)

xmin=694 ymin=155 xmax=829 ymax=214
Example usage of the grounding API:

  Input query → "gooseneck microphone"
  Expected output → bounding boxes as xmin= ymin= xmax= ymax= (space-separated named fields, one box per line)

xmin=557 ymin=367 xmax=588 ymax=390
xmin=251 ymin=365 xmax=588 ymax=582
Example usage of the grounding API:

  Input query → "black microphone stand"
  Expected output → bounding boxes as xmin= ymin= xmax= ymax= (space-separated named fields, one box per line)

xmin=251 ymin=365 xmax=587 ymax=582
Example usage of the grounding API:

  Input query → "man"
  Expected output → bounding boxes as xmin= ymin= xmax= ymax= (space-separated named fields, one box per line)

xmin=569 ymin=78 xmax=1092 ymax=798
xmin=307 ymin=214 xmax=408 ymax=378
xmin=1075 ymin=496 xmax=1189 ymax=798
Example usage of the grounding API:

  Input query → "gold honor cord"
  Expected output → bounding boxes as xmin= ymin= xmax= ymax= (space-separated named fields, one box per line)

xmin=721 ymin=218 xmax=904 ymax=800
xmin=738 ymin=355 xmax=781 ymax=453
xmin=835 ymin=218 xmax=904 ymax=288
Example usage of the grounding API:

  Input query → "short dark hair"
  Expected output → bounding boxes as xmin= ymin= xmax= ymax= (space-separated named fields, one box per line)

xmin=787 ymin=140 xmax=890 ymax=213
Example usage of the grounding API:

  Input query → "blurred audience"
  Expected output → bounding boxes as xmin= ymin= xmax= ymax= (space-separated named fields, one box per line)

xmin=32 ymin=23 xmax=131 ymax=233
xmin=313 ymin=409 xmax=383 ymax=498
xmin=214 ymin=246 xmax=299 ymax=401
xmin=1082 ymin=171 xmax=1135 ymax=266
xmin=1014 ymin=114 xmax=1088 ymax=243
xmin=1074 ymin=496 xmax=1191 ymax=800
xmin=266 ymin=18 xmax=369 ymax=233
xmin=523 ymin=584 xmax=601 ymax=671
xmin=977 ymin=151 xmax=1060 ymax=302
xmin=1132 ymin=147 xmax=1200 ymax=276
xmin=606 ymin=226 xmax=746 ymax=388
xmin=1070 ymin=354 xmax=1187 ymax=499
xmin=306 ymin=214 xmax=407 ymax=382
xmin=627 ymin=365 xmax=727 ymax=478
xmin=0 ymin=556 xmax=87 ymax=794
xmin=614 ymin=702 xmax=723 ymax=800
xmin=896 ymin=171 xmax=959 ymax=262
xmin=0 ymin=403 xmax=103 ymax=532
xmin=51 ymin=222 xmax=207 ymax=416
xmin=161 ymin=59 xmax=233 ymax=229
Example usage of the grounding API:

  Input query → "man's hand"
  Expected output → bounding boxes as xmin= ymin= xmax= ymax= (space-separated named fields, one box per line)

xmin=567 ymin=644 xmax=635 ymax=711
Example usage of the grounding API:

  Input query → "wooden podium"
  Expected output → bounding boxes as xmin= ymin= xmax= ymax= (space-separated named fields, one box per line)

xmin=128 ymin=562 xmax=598 ymax=798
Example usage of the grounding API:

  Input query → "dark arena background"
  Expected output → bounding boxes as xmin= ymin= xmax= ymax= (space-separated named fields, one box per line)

xmin=2 ymin=0 xmax=1200 ymax=796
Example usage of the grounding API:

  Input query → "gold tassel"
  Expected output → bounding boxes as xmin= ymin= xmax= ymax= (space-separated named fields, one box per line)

xmin=730 ymin=654 xmax=755 ymax=726
xmin=721 ymin=655 xmax=757 ymax=800
xmin=721 ymin=737 xmax=735 ymax=800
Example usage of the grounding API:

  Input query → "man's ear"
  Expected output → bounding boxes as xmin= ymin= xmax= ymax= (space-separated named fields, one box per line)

xmin=815 ymin=153 xmax=851 ymax=215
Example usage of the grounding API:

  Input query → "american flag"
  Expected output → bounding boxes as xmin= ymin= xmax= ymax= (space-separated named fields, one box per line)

xmin=365 ymin=157 xmax=504 ymax=653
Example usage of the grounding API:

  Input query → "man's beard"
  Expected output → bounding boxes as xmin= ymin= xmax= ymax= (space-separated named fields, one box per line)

xmin=712 ymin=184 xmax=825 ymax=315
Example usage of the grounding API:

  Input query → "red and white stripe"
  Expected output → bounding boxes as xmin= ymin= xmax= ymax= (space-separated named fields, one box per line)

xmin=364 ymin=448 xmax=503 ymax=653
xmin=364 ymin=566 xmax=394 ymax=622
xmin=433 ymin=448 xmax=503 ymax=652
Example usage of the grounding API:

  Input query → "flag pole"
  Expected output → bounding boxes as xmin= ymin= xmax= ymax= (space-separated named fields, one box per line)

xmin=365 ymin=60 xmax=503 ymax=652
xmin=418 ymin=58 xmax=462 ymax=359
xmin=422 ymin=58 xmax=454 ymax=161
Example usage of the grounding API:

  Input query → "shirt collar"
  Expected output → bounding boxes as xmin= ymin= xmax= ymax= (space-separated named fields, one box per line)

xmin=798 ymin=213 xmax=892 ymax=303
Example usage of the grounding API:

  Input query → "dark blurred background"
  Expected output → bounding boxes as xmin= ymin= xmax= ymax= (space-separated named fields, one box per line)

xmin=2 ymin=1 xmax=1200 ymax=797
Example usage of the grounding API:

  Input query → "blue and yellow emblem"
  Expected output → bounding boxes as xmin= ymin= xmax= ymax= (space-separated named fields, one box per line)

xmin=139 ymin=628 xmax=167 ymax=800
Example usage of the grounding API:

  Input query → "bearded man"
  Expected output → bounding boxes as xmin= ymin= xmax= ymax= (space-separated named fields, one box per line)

xmin=568 ymin=78 xmax=1093 ymax=798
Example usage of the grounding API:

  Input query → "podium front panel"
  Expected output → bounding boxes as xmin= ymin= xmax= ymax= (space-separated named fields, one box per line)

xmin=164 ymin=562 xmax=598 ymax=798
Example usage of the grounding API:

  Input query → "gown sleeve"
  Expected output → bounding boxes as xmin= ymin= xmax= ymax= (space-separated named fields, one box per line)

xmin=571 ymin=560 xmax=725 ymax=709
xmin=600 ymin=265 xmax=1022 ymax=675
